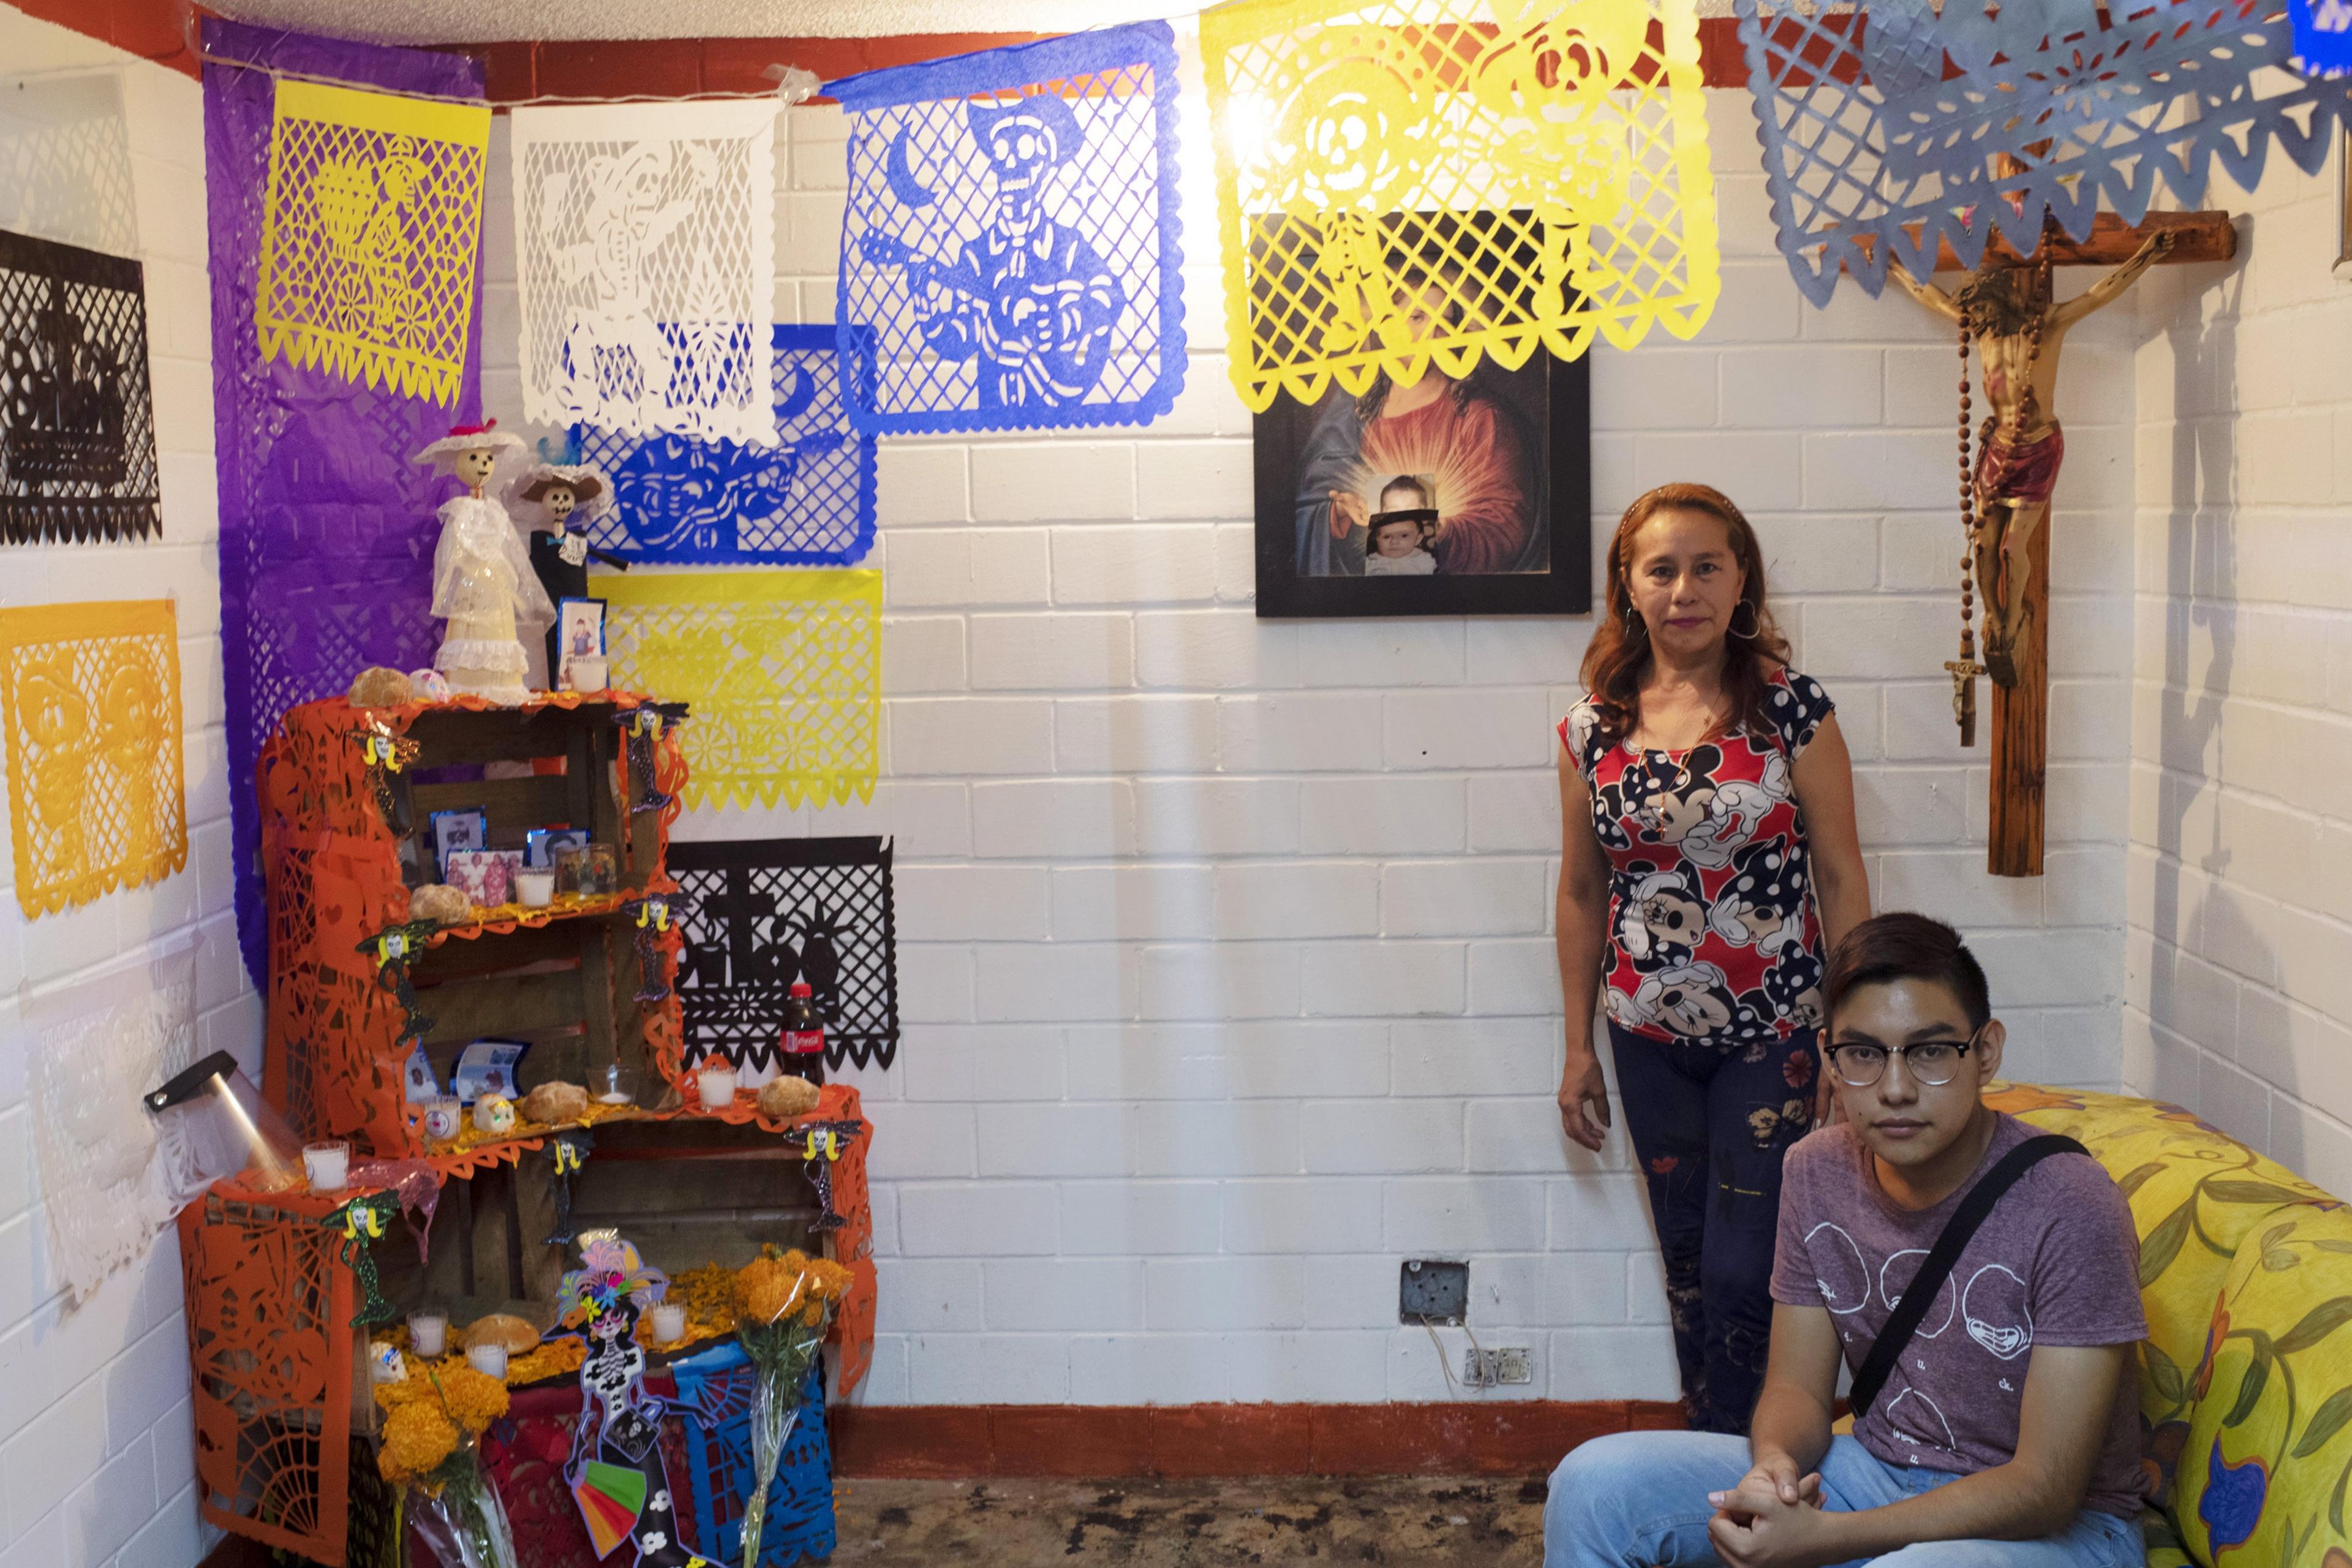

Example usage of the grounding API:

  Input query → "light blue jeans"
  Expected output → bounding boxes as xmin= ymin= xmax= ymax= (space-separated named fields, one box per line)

xmin=1544 ymin=1430 xmax=2144 ymax=1567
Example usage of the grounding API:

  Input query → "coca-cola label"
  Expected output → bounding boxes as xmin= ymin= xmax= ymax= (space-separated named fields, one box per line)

xmin=786 ymin=1028 xmax=824 ymax=1055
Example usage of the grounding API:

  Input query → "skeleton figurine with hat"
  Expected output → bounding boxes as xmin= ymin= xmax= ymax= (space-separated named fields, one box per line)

xmin=413 ymin=421 xmax=552 ymax=705
xmin=508 ymin=461 xmax=626 ymax=679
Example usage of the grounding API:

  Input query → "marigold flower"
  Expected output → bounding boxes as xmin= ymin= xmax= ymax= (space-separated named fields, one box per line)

xmin=379 ymin=1399 xmax=458 ymax=1485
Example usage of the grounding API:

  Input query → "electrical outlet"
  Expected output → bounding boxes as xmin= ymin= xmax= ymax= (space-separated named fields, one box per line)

xmin=1400 ymin=1259 xmax=1468 ymax=1325
xmin=1464 ymin=1347 xmax=1536 ymax=1387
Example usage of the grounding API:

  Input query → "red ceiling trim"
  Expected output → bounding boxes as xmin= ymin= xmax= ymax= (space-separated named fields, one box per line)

xmin=12 ymin=7 xmax=1754 ymax=103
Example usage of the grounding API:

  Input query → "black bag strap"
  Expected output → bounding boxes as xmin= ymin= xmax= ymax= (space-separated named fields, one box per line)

xmin=1849 ymin=1133 xmax=2089 ymax=1419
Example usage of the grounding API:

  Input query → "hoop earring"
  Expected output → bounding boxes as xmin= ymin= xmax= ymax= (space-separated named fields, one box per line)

xmin=1624 ymin=603 xmax=1646 ymax=636
xmin=1728 ymin=600 xmax=1760 ymax=640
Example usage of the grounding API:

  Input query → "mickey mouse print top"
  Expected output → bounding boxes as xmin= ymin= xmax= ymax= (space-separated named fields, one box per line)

xmin=1559 ymin=668 xmax=1834 ymax=1047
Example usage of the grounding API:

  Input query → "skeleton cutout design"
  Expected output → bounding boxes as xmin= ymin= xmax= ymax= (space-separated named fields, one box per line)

xmin=513 ymin=101 xmax=779 ymax=445
xmin=834 ymin=23 xmax=1186 ymax=434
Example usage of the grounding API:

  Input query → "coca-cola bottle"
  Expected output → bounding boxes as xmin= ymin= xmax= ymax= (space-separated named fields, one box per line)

xmin=780 ymin=981 xmax=826 ymax=1085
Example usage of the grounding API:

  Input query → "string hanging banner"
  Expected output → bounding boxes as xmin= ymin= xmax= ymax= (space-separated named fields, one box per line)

xmin=206 ymin=18 xmax=491 ymax=989
xmin=254 ymin=80 xmax=490 ymax=406
xmin=0 ymin=227 xmax=162 ymax=545
xmin=595 ymin=567 xmax=881 ymax=812
xmin=1736 ymin=0 xmax=2352 ymax=306
xmin=831 ymin=23 xmax=1188 ymax=434
xmin=513 ymin=99 xmax=781 ymax=447
xmin=574 ymin=323 xmax=878 ymax=564
xmin=0 ymin=598 xmax=187 ymax=918
xmin=1201 ymin=0 xmax=1720 ymax=413
xmin=2292 ymin=0 xmax=2352 ymax=75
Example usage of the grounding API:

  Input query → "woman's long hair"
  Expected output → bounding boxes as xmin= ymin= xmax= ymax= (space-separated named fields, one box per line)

xmin=1579 ymin=482 xmax=1792 ymax=747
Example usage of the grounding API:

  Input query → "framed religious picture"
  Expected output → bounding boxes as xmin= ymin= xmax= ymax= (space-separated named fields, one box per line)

xmin=1249 ymin=222 xmax=1591 ymax=617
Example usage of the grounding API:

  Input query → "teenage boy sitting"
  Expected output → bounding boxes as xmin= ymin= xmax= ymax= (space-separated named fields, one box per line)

xmin=1545 ymin=912 xmax=2147 ymax=1567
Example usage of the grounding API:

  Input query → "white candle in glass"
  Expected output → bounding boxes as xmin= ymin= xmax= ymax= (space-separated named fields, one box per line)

xmin=652 ymin=1303 xmax=687 ymax=1344
xmin=466 ymin=1342 xmax=508 ymax=1380
xmin=303 ymin=1140 xmax=350 ymax=1194
xmin=409 ymin=1311 xmax=448 ymax=1357
xmin=697 ymin=1065 xmax=737 ymax=1110
xmin=517 ymin=870 xmax=556 ymax=909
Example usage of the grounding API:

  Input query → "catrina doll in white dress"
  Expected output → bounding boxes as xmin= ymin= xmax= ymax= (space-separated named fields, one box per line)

xmin=413 ymin=422 xmax=552 ymax=705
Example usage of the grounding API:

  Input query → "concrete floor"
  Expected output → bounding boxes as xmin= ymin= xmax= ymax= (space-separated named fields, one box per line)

xmin=828 ymin=1476 xmax=1547 ymax=1564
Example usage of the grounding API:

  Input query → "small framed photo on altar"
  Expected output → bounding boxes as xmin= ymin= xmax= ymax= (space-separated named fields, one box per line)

xmin=556 ymin=597 xmax=605 ymax=692
xmin=431 ymin=807 xmax=487 ymax=879
xmin=1249 ymin=219 xmax=1592 ymax=619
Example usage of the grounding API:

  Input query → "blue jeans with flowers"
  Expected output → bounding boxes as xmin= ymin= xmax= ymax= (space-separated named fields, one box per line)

xmin=1608 ymin=1020 xmax=1820 ymax=1434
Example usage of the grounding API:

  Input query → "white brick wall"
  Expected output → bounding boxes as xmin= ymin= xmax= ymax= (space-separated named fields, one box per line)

xmin=0 ymin=10 xmax=254 ymax=1567
xmin=2125 ymin=144 xmax=2352 ymax=1202
xmin=469 ymin=66 xmax=2138 ymax=1411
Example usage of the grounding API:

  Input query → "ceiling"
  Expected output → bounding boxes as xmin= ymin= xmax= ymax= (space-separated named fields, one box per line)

xmin=204 ymin=0 xmax=1179 ymax=43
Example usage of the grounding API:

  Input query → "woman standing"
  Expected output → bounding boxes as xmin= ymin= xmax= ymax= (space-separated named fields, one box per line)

xmin=1555 ymin=483 xmax=1869 ymax=1434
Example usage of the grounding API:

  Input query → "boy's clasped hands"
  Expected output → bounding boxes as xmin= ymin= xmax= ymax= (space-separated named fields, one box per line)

xmin=1706 ymin=1455 xmax=1839 ymax=1568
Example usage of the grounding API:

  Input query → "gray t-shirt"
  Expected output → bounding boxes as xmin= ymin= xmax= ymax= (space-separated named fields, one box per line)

xmin=1768 ymin=1112 xmax=2149 ymax=1518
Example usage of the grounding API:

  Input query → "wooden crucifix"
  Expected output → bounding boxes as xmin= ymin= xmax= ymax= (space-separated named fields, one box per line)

xmin=1885 ymin=209 xmax=2235 ymax=878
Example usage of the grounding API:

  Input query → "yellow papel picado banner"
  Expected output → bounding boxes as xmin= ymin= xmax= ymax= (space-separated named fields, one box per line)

xmin=254 ymin=79 xmax=491 ymax=406
xmin=1201 ymin=0 xmax=1722 ymax=412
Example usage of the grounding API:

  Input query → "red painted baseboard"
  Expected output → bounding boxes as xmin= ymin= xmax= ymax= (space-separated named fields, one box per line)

xmin=830 ymin=1400 xmax=1686 ymax=1480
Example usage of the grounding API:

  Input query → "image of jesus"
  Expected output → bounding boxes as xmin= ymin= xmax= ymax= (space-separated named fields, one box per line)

xmin=1288 ymin=274 xmax=1545 ymax=578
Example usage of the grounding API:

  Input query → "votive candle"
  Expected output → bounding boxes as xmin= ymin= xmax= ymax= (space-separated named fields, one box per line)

xmin=696 ymin=1064 xmax=737 ymax=1110
xmin=652 ymin=1303 xmax=687 ymax=1344
xmin=303 ymin=1140 xmax=350 ymax=1194
xmin=466 ymin=1342 xmax=508 ymax=1380
xmin=409 ymin=1311 xmax=448 ymax=1358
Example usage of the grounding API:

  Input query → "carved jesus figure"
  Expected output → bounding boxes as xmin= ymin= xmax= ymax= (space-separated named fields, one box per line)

xmin=1888 ymin=230 xmax=2173 ymax=685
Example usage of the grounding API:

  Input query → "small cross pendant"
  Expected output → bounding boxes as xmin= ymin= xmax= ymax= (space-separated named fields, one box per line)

xmin=1943 ymin=659 xmax=1983 ymax=748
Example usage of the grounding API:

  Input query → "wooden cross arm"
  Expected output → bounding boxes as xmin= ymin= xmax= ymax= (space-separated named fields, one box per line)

xmin=1853 ymin=211 xmax=2236 ymax=273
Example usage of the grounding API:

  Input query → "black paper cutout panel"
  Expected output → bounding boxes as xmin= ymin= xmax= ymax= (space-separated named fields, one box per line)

xmin=669 ymin=835 xmax=900 ymax=1073
xmin=0 ymin=227 xmax=161 ymax=544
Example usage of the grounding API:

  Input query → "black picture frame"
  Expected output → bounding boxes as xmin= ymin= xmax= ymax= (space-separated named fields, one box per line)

xmin=1251 ymin=350 xmax=1591 ymax=618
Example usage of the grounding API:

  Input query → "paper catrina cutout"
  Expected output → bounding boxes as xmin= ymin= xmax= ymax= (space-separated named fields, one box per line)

xmin=0 ymin=227 xmax=160 ymax=545
xmin=831 ymin=23 xmax=1187 ymax=434
xmin=511 ymin=100 xmax=781 ymax=447
xmin=668 ymin=836 xmax=901 ymax=1074
xmin=573 ymin=324 xmax=878 ymax=565
xmin=555 ymin=1232 xmax=720 ymax=1568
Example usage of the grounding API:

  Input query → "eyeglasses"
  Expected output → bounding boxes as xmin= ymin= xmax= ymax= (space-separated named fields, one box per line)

xmin=1825 ymin=1030 xmax=1980 ymax=1088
